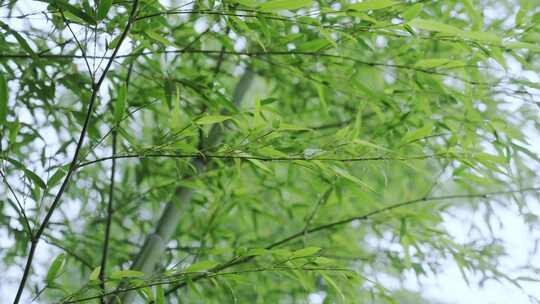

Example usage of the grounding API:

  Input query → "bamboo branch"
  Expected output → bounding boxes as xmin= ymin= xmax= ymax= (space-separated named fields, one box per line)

xmin=98 ymin=131 xmax=117 ymax=304
xmin=57 ymin=187 xmax=540 ymax=303
xmin=11 ymin=1 xmax=140 ymax=302
xmin=76 ymin=152 xmax=454 ymax=169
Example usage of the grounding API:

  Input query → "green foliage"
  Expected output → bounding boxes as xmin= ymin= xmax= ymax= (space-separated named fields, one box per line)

xmin=1 ymin=0 xmax=540 ymax=303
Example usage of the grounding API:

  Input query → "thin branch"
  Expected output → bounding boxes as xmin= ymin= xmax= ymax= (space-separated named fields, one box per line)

xmin=0 ymin=170 xmax=33 ymax=239
xmin=61 ymin=12 xmax=94 ymax=82
xmin=11 ymin=0 xmax=140 ymax=302
xmin=76 ymin=152 xmax=453 ymax=169
xmin=0 ymin=49 xmax=499 ymax=86
xmin=302 ymin=186 xmax=333 ymax=238
xmin=99 ymin=58 xmax=135 ymax=303
xmin=98 ymin=131 xmax=117 ymax=304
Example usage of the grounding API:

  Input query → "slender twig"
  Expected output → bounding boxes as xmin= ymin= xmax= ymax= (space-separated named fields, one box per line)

xmin=11 ymin=1 xmax=140 ymax=302
xmin=98 ymin=58 xmax=135 ymax=303
xmin=61 ymin=12 xmax=94 ymax=82
xmin=76 ymin=152 xmax=454 ymax=169
xmin=0 ymin=170 xmax=33 ymax=238
xmin=98 ymin=131 xmax=117 ymax=304
xmin=302 ymin=185 xmax=333 ymax=238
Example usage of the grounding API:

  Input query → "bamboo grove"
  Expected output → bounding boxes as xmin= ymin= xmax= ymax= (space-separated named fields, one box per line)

xmin=1 ymin=0 xmax=540 ymax=303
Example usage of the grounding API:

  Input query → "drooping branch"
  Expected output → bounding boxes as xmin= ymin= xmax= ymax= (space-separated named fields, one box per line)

xmin=76 ymin=152 xmax=456 ymax=169
xmin=57 ymin=187 xmax=540 ymax=303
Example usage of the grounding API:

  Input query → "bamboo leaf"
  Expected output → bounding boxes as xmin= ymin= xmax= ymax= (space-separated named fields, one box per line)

xmin=111 ymin=270 xmax=145 ymax=279
xmin=45 ymin=0 xmax=97 ymax=25
xmin=320 ymin=273 xmax=345 ymax=301
xmin=114 ymin=84 xmax=126 ymax=125
xmin=401 ymin=3 xmax=423 ymax=20
xmin=0 ymin=73 xmax=7 ymax=126
xmin=248 ymin=158 xmax=272 ymax=173
xmin=259 ymin=0 xmax=312 ymax=12
xmin=185 ymin=261 xmax=219 ymax=272
xmin=1 ymin=156 xmax=46 ymax=189
xmin=46 ymin=253 xmax=66 ymax=284
xmin=96 ymin=0 xmax=112 ymax=20
xmin=145 ymin=31 xmax=177 ymax=47
xmin=196 ymin=115 xmax=231 ymax=125
xmin=290 ymin=246 xmax=321 ymax=258
xmin=0 ymin=21 xmax=36 ymax=57
xmin=349 ymin=0 xmax=397 ymax=11
xmin=47 ymin=166 xmax=67 ymax=188
xmin=89 ymin=266 xmax=101 ymax=281
xmin=156 ymin=286 xmax=165 ymax=304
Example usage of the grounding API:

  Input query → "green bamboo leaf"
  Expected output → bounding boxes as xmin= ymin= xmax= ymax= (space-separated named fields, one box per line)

xmin=138 ymin=287 xmax=154 ymax=302
xmin=401 ymin=125 xmax=432 ymax=144
xmin=9 ymin=119 xmax=20 ymax=145
xmin=353 ymin=139 xmax=392 ymax=153
xmin=248 ymin=158 xmax=272 ymax=173
xmin=1 ymin=156 xmax=46 ymax=189
xmin=278 ymin=123 xmax=312 ymax=131
xmin=114 ymin=84 xmax=126 ymax=125
xmin=505 ymin=41 xmax=540 ymax=52
xmin=290 ymin=246 xmax=321 ymax=258
xmin=245 ymin=248 xmax=270 ymax=256
xmin=196 ymin=115 xmax=231 ymax=125
xmin=296 ymin=39 xmax=332 ymax=52
xmin=233 ymin=0 xmax=258 ymax=7
xmin=349 ymin=0 xmax=397 ymax=11
xmin=185 ymin=260 xmax=219 ymax=272
xmin=111 ymin=270 xmax=145 ymax=279
xmin=89 ymin=266 xmax=101 ymax=281
xmin=156 ymin=286 xmax=165 ymax=304
xmin=409 ymin=18 xmax=500 ymax=43
xmin=409 ymin=19 xmax=462 ymax=35
xmin=96 ymin=0 xmax=112 ymax=20
xmin=45 ymin=0 xmax=97 ymax=25
xmin=0 ymin=21 xmax=36 ymax=57
xmin=46 ymin=253 xmax=66 ymax=284
xmin=47 ymin=166 xmax=67 ymax=188
xmin=260 ymin=97 xmax=278 ymax=105
xmin=332 ymin=166 xmax=374 ymax=191
xmin=0 ymin=73 xmax=7 ymax=126
xmin=259 ymin=0 xmax=313 ymax=12
xmin=145 ymin=30 xmax=177 ymax=47
xmin=414 ymin=58 xmax=465 ymax=69
xmin=401 ymin=3 xmax=423 ymax=20
xmin=399 ymin=218 xmax=407 ymax=240
xmin=320 ymin=273 xmax=345 ymax=301
xmin=313 ymin=257 xmax=335 ymax=265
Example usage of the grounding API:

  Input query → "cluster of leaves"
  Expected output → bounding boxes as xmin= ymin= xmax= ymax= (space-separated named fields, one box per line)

xmin=1 ymin=0 xmax=540 ymax=303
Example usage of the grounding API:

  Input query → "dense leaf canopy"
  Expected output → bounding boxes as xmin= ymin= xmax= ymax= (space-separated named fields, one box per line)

xmin=1 ymin=0 xmax=540 ymax=303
